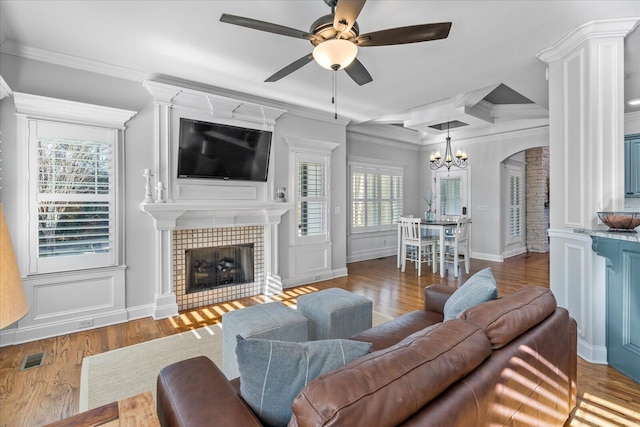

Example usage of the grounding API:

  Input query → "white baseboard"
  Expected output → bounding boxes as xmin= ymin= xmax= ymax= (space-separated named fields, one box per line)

xmin=502 ymin=247 xmax=528 ymax=259
xmin=347 ymin=248 xmax=396 ymax=263
xmin=127 ymin=304 xmax=156 ymax=321
xmin=282 ymin=267 xmax=348 ymax=289
xmin=471 ymin=252 xmax=504 ymax=262
xmin=0 ymin=310 xmax=128 ymax=347
xmin=578 ymin=337 xmax=608 ymax=365
xmin=152 ymin=294 xmax=179 ymax=320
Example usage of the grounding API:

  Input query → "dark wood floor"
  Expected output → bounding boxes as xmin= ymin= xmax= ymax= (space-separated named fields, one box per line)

xmin=0 ymin=253 xmax=639 ymax=426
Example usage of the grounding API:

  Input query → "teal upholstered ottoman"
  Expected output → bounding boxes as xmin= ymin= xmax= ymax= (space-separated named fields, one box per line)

xmin=222 ymin=302 xmax=308 ymax=379
xmin=297 ymin=288 xmax=373 ymax=340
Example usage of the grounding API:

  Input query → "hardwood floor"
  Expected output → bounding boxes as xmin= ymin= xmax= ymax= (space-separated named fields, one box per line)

xmin=1 ymin=253 xmax=638 ymax=426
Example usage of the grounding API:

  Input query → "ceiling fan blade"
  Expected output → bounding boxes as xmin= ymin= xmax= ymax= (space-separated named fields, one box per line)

xmin=357 ymin=22 xmax=452 ymax=47
xmin=265 ymin=53 xmax=314 ymax=82
xmin=220 ymin=14 xmax=316 ymax=40
xmin=344 ymin=58 xmax=373 ymax=86
xmin=333 ymin=0 xmax=367 ymax=35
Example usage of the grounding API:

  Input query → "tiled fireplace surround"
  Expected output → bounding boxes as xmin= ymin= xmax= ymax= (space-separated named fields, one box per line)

xmin=173 ymin=226 xmax=264 ymax=310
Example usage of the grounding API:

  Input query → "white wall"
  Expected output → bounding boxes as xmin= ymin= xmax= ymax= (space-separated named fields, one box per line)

xmin=345 ymin=125 xmax=422 ymax=262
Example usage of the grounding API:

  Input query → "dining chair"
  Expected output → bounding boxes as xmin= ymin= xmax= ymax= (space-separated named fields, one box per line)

xmin=399 ymin=216 xmax=437 ymax=276
xmin=439 ymin=218 xmax=471 ymax=277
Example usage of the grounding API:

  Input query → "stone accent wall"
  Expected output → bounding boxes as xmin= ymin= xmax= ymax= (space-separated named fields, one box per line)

xmin=526 ymin=147 xmax=550 ymax=253
xmin=173 ymin=226 xmax=264 ymax=310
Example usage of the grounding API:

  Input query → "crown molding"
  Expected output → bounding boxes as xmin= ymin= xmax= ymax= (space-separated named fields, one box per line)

xmin=1 ymin=42 xmax=349 ymax=126
xmin=536 ymin=17 xmax=640 ymax=64
xmin=283 ymin=136 xmax=340 ymax=155
xmin=13 ymin=92 xmax=137 ymax=129
xmin=422 ymin=124 xmax=550 ymax=148
xmin=0 ymin=75 xmax=12 ymax=100
xmin=0 ymin=40 xmax=149 ymax=82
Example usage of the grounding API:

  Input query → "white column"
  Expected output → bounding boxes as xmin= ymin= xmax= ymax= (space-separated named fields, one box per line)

xmin=537 ymin=18 xmax=639 ymax=363
xmin=152 ymin=228 xmax=179 ymax=319
xmin=143 ymin=82 xmax=181 ymax=318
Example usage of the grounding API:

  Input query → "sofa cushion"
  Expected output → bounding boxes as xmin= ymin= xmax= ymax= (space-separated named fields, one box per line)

xmin=236 ymin=336 xmax=371 ymax=427
xmin=349 ymin=309 xmax=443 ymax=351
xmin=443 ymin=267 xmax=498 ymax=320
xmin=460 ymin=285 xmax=557 ymax=349
xmin=290 ymin=319 xmax=492 ymax=427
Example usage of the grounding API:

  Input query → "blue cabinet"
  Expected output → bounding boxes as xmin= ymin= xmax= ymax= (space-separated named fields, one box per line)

xmin=592 ymin=236 xmax=640 ymax=383
xmin=625 ymin=134 xmax=640 ymax=197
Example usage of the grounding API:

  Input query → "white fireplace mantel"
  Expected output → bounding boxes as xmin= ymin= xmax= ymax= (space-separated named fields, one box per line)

xmin=140 ymin=202 xmax=292 ymax=231
xmin=140 ymin=80 xmax=292 ymax=319
xmin=142 ymin=201 xmax=291 ymax=319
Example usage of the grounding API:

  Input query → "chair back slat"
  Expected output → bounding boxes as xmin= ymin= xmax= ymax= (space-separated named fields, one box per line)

xmin=400 ymin=216 xmax=422 ymax=242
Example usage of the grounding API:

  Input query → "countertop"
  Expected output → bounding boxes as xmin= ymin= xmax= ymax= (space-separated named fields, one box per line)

xmin=575 ymin=228 xmax=640 ymax=242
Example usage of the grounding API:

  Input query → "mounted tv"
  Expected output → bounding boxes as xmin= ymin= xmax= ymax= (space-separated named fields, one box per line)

xmin=177 ymin=118 xmax=272 ymax=181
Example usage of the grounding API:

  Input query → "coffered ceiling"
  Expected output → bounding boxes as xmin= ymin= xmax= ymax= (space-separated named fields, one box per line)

xmin=1 ymin=1 xmax=638 ymax=141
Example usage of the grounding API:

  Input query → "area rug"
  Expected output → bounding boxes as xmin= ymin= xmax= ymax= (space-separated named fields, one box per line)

xmin=79 ymin=310 xmax=392 ymax=411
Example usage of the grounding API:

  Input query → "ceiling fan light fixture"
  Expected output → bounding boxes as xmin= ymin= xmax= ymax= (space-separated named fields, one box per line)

xmin=312 ymin=39 xmax=358 ymax=70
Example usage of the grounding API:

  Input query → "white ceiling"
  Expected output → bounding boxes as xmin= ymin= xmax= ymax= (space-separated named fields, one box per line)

xmin=1 ymin=0 xmax=639 ymax=138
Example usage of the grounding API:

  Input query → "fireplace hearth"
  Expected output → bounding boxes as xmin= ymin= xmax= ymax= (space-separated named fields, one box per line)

xmin=186 ymin=244 xmax=254 ymax=294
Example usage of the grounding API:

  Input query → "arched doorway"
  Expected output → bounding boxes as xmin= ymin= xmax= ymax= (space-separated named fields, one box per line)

xmin=501 ymin=147 xmax=549 ymax=259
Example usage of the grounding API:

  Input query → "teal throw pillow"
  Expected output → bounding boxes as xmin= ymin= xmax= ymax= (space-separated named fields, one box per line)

xmin=443 ymin=267 xmax=498 ymax=321
xmin=236 ymin=336 xmax=371 ymax=427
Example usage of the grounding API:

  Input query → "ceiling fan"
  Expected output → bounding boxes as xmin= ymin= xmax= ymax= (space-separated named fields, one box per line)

xmin=220 ymin=0 xmax=452 ymax=86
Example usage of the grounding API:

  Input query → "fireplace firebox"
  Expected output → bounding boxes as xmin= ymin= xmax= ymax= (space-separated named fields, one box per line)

xmin=185 ymin=244 xmax=254 ymax=294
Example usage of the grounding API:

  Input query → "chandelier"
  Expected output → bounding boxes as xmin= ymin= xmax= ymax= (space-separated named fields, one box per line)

xmin=429 ymin=122 xmax=468 ymax=172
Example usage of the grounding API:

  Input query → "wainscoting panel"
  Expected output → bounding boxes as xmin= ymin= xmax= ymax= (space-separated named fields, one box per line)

xmin=549 ymin=229 xmax=607 ymax=364
xmin=289 ymin=243 xmax=331 ymax=284
xmin=1 ymin=267 xmax=127 ymax=345
xmin=33 ymin=276 xmax=115 ymax=319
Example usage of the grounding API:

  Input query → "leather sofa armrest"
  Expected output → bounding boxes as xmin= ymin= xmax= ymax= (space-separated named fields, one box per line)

xmin=423 ymin=284 xmax=456 ymax=314
xmin=157 ymin=356 xmax=262 ymax=427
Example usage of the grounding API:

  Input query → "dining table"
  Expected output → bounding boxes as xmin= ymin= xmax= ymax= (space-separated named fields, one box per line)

xmin=397 ymin=219 xmax=458 ymax=278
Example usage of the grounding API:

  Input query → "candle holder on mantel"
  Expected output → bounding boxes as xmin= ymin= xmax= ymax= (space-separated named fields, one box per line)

xmin=143 ymin=169 xmax=154 ymax=203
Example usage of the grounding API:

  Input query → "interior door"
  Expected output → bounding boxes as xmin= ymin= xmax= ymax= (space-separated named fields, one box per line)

xmin=434 ymin=169 xmax=469 ymax=220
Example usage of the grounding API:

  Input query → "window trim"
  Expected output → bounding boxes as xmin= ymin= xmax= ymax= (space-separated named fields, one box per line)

xmin=284 ymin=136 xmax=338 ymax=247
xmin=505 ymin=162 xmax=524 ymax=244
xmin=14 ymin=92 xmax=135 ymax=275
xmin=349 ymin=160 xmax=404 ymax=234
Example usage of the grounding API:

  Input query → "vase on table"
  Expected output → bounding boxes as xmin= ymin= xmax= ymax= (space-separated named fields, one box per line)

xmin=425 ymin=211 xmax=435 ymax=222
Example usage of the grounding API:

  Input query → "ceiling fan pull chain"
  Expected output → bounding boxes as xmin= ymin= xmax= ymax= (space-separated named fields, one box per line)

xmin=331 ymin=70 xmax=338 ymax=120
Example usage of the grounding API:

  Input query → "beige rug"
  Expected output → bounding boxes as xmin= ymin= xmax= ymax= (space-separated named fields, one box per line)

xmin=79 ymin=310 xmax=392 ymax=411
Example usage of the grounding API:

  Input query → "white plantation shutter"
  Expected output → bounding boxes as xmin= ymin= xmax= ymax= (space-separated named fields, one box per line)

xmin=29 ymin=120 xmax=117 ymax=272
xmin=508 ymin=170 xmax=523 ymax=243
xmin=350 ymin=163 xmax=403 ymax=233
xmin=352 ymin=170 xmax=366 ymax=229
xmin=37 ymin=137 xmax=112 ymax=257
xmin=297 ymin=161 xmax=327 ymax=237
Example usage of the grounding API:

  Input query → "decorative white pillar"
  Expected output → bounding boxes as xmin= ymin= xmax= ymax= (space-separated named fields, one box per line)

xmin=537 ymin=18 xmax=639 ymax=363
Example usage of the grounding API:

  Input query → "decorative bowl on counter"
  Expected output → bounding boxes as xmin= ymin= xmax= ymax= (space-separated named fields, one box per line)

xmin=597 ymin=212 xmax=640 ymax=232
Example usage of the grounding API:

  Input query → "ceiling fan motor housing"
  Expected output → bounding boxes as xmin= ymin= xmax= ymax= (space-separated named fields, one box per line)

xmin=310 ymin=14 xmax=359 ymax=46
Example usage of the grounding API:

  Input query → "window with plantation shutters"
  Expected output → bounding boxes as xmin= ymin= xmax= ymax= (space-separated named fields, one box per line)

xmin=505 ymin=163 xmax=524 ymax=245
xmin=297 ymin=161 xmax=326 ymax=237
xmin=509 ymin=173 xmax=523 ymax=242
xmin=350 ymin=163 xmax=403 ymax=233
xmin=28 ymin=120 xmax=119 ymax=273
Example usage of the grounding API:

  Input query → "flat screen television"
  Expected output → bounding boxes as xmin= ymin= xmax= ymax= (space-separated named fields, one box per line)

xmin=177 ymin=118 xmax=272 ymax=181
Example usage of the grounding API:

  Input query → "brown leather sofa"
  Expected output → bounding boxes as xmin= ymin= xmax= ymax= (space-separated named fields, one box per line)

xmin=156 ymin=284 xmax=577 ymax=427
